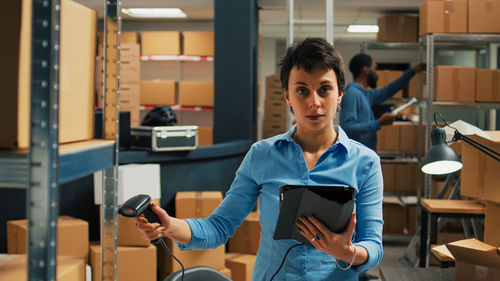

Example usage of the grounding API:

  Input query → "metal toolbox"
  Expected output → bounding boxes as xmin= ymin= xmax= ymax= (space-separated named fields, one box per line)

xmin=131 ymin=126 xmax=198 ymax=151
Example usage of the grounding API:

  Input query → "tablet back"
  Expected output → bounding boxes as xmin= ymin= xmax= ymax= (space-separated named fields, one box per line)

xmin=273 ymin=185 xmax=356 ymax=246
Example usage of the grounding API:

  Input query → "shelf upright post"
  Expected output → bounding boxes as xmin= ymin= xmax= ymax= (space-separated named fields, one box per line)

xmin=27 ymin=0 xmax=61 ymax=279
xmin=101 ymin=0 xmax=121 ymax=280
xmin=424 ymin=34 xmax=434 ymax=201
xmin=326 ymin=0 xmax=334 ymax=46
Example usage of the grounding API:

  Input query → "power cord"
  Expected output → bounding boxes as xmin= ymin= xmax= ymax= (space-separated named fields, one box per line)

xmin=269 ymin=243 xmax=304 ymax=281
xmin=159 ymin=239 xmax=185 ymax=281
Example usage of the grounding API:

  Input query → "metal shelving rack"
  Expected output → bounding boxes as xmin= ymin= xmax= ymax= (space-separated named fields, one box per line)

xmin=0 ymin=1 xmax=120 ymax=280
xmin=421 ymin=33 xmax=500 ymax=200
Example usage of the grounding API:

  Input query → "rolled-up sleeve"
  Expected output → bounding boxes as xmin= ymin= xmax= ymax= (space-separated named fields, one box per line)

xmin=352 ymin=157 xmax=384 ymax=273
xmin=177 ymin=145 xmax=260 ymax=250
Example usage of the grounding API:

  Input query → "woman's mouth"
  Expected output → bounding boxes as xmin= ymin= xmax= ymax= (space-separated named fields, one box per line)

xmin=306 ymin=114 xmax=324 ymax=120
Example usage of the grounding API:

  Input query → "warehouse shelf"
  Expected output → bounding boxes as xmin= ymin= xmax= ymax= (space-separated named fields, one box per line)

xmin=361 ymin=41 xmax=420 ymax=52
xmin=140 ymin=105 xmax=214 ymax=111
xmin=380 ymin=156 xmax=420 ymax=164
xmin=420 ymin=33 xmax=500 ymax=50
xmin=0 ymin=140 xmax=115 ymax=188
xmin=120 ymin=139 xmax=252 ymax=164
xmin=140 ymin=55 xmax=214 ymax=62
xmin=429 ymin=101 xmax=500 ymax=109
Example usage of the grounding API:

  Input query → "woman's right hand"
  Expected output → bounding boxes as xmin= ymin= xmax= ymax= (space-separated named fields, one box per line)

xmin=134 ymin=203 xmax=171 ymax=241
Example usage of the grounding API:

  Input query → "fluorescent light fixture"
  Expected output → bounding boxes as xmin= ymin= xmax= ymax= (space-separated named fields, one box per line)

xmin=122 ymin=8 xmax=187 ymax=18
xmin=347 ymin=24 xmax=379 ymax=33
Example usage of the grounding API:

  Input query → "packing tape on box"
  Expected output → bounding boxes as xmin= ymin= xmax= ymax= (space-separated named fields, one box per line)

xmin=487 ymin=0 xmax=493 ymax=12
xmin=195 ymin=192 xmax=203 ymax=218
xmin=444 ymin=0 xmax=454 ymax=33
xmin=452 ymin=67 xmax=459 ymax=101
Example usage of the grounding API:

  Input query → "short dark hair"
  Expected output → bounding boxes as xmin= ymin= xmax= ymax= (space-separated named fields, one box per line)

xmin=279 ymin=38 xmax=345 ymax=93
xmin=349 ymin=53 xmax=372 ymax=79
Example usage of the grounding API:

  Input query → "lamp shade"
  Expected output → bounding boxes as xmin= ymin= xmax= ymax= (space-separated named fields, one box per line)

xmin=421 ymin=127 xmax=463 ymax=175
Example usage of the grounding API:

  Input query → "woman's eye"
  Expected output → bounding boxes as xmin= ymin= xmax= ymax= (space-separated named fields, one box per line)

xmin=319 ymin=86 xmax=331 ymax=94
xmin=297 ymin=87 xmax=308 ymax=96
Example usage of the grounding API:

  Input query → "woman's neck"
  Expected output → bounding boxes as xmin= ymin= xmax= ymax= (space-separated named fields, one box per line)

xmin=293 ymin=125 xmax=337 ymax=153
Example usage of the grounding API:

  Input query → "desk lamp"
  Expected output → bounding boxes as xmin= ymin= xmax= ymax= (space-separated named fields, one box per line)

xmin=421 ymin=113 xmax=500 ymax=175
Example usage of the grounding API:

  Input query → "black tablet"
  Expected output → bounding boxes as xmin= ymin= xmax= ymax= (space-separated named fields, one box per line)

xmin=273 ymin=185 xmax=356 ymax=246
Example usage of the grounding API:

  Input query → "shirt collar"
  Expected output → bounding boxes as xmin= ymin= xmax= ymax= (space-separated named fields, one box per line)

xmin=273 ymin=125 xmax=351 ymax=156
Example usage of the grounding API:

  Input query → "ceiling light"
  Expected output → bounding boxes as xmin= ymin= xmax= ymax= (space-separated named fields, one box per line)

xmin=122 ymin=8 xmax=187 ymax=18
xmin=347 ymin=25 xmax=379 ymax=33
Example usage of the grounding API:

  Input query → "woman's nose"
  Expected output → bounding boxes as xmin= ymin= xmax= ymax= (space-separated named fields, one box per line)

xmin=308 ymin=92 xmax=321 ymax=109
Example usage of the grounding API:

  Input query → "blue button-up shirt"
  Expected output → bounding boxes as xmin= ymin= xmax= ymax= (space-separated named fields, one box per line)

xmin=340 ymin=69 xmax=415 ymax=151
xmin=178 ymin=126 xmax=383 ymax=281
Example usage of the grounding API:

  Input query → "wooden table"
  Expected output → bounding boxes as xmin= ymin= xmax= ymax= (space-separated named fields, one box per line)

xmin=380 ymin=266 xmax=454 ymax=281
xmin=419 ymin=199 xmax=485 ymax=267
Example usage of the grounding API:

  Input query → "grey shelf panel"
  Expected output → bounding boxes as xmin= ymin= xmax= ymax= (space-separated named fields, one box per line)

xmin=0 ymin=140 xmax=115 ymax=188
xmin=429 ymin=101 xmax=500 ymax=109
xmin=361 ymin=41 xmax=421 ymax=51
xmin=380 ymin=157 xmax=420 ymax=164
xmin=420 ymin=34 xmax=500 ymax=50
xmin=119 ymin=139 xmax=253 ymax=164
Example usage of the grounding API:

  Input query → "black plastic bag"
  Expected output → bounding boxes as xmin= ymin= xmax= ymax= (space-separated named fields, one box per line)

xmin=141 ymin=106 xmax=177 ymax=126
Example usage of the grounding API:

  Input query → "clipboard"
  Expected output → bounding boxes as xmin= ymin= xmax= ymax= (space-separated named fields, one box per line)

xmin=273 ymin=185 xmax=356 ymax=246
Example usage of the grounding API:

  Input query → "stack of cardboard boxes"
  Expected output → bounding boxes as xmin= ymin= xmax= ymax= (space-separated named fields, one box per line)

xmin=263 ymin=75 xmax=288 ymax=138
xmin=97 ymin=32 xmax=141 ymax=126
xmin=420 ymin=0 xmax=500 ymax=35
xmin=139 ymin=31 xmax=214 ymax=146
xmin=226 ymin=212 xmax=260 ymax=281
xmin=162 ymin=191 xmax=230 ymax=280
xmin=1 ymin=0 xmax=96 ymax=150
xmin=93 ymin=164 xmax=161 ymax=281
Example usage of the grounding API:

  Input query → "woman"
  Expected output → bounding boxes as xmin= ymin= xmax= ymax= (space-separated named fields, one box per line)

xmin=136 ymin=38 xmax=383 ymax=281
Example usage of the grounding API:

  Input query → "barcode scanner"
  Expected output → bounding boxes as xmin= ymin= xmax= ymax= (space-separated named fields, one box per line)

xmin=119 ymin=194 xmax=162 ymax=244
xmin=118 ymin=194 xmax=185 ymax=281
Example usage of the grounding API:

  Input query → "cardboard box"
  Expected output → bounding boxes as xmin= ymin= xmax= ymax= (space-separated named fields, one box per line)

xmin=98 ymin=199 xmax=159 ymax=247
xmin=381 ymin=163 xmax=397 ymax=193
xmin=158 ymin=239 xmax=225 ymax=280
xmin=476 ymin=69 xmax=500 ymax=102
xmin=0 ymin=255 xmax=85 ymax=281
xmin=183 ymin=32 xmax=214 ymax=56
xmin=0 ymin=0 xmax=96 ymax=149
xmin=407 ymin=72 xmax=423 ymax=99
xmin=419 ymin=0 xmax=468 ymax=36
xmin=485 ymin=201 xmax=500 ymax=247
xmin=375 ymin=70 xmax=403 ymax=98
xmin=175 ymin=191 xmax=222 ymax=219
xmin=90 ymin=244 xmax=156 ymax=281
xmin=94 ymin=164 xmax=161 ymax=205
xmin=225 ymin=254 xmax=257 ymax=281
xmin=121 ymin=32 xmax=139 ymax=44
xmin=119 ymin=83 xmax=140 ymax=126
xmin=396 ymin=163 xmax=421 ymax=195
xmin=461 ymin=132 xmax=500 ymax=203
xmin=469 ymin=0 xmax=500 ymax=33
xmin=141 ymin=31 xmax=180 ymax=56
xmin=264 ymin=100 xmax=288 ymax=121
xmin=446 ymin=239 xmax=500 ymax=281
xmin=175 ymin=109 xmax=214 ymax=126
xmin=377 ymin=15 xmax=418 ymax=43
xmin=382 ymin=197 xmax=406 ymax=234
xmin=140 ymin=80 xmax=176 ymax=106
xmin=376 ymin=123 xmax=400 ymax=151
xmin=263 ymin=119 xmax=288 ymax=139
xmin=219 ymin=267 xmax=232 ymax=279
xmin=399 ymin=122 xmax=423 ymax=154
xmin=228 ymin=212 xmax=261 ymax=254
xmin=178 ymin=81 xmax=214 ymax=107
xmin=434 ymin=66 xmax=476 ymax=102
xmin=198 ymin=126 xmax=213 ymax=146
xmin=7 ymin=216 xmax=89 ymax=261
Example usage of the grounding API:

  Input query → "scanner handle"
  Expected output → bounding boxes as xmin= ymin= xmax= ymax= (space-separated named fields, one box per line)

xmin=143 ymin=206 xmax=162 ymax=245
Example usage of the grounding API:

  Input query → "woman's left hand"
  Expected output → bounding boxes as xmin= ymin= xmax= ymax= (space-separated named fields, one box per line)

xmin=296 ymin=212 xmax=356 ymax=262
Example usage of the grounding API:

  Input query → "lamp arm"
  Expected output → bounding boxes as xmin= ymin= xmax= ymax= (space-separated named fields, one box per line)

xmin=454 ymin=131 xmax=500 ymax=162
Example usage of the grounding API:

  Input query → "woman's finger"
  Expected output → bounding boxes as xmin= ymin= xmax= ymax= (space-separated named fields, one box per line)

xmin=341 ymin=212 xmax=357 ymax=236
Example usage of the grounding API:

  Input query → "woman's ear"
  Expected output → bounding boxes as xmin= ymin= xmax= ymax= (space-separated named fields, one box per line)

xmin=283 ymin=88 xmax=290 ymax=105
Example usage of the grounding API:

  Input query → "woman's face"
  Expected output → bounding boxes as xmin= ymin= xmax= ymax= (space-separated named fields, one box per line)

xmin=284 ymin=66 xmax=343 ymax=133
